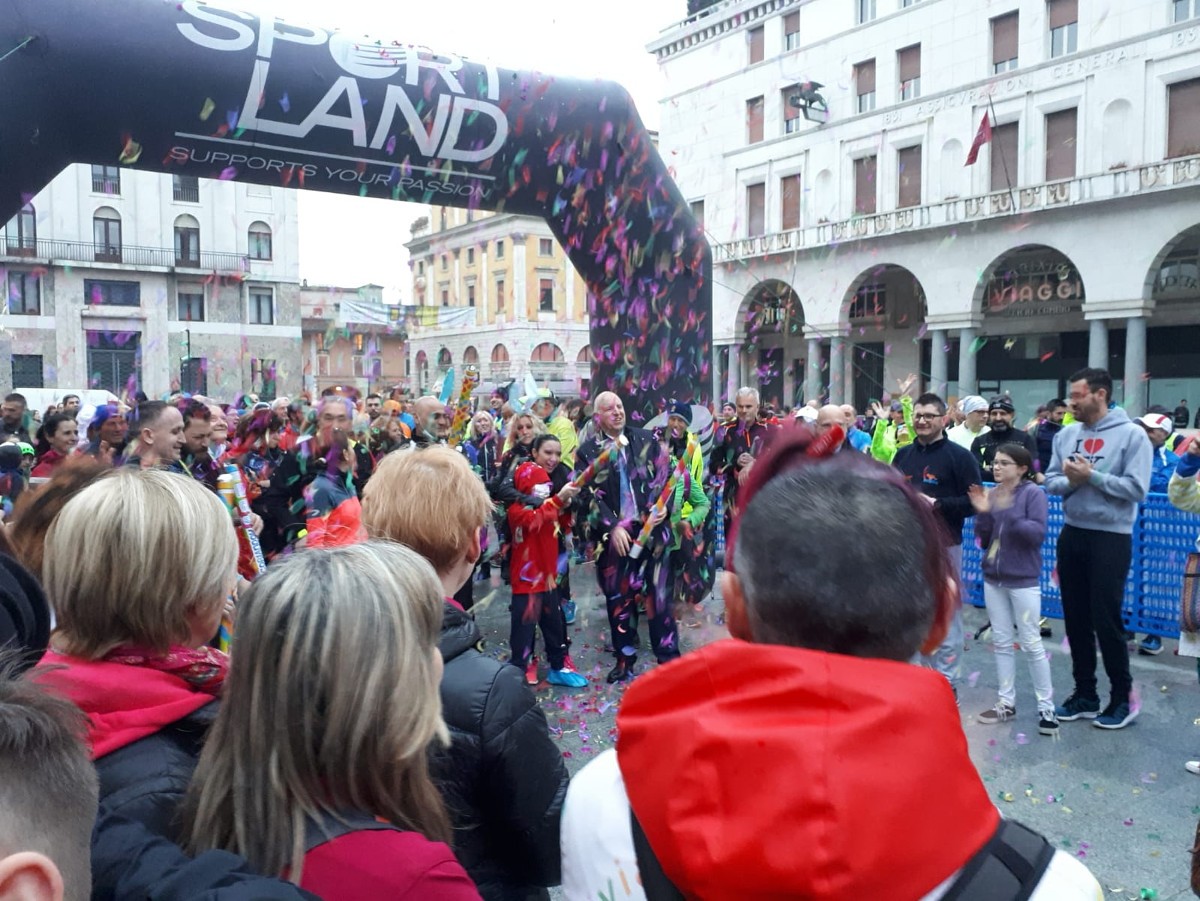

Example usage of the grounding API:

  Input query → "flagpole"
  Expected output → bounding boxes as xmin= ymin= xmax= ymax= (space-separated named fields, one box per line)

xmin=988 ymin=96 xmax=1017 ymax=214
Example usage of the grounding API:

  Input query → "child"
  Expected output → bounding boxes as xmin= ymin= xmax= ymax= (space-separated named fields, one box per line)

xmin=508 ymin=448 xmax=586 ymax=688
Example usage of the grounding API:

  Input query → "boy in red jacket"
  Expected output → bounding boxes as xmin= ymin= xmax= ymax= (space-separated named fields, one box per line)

xmin=508 ymin=460 xmax=587 ymax=688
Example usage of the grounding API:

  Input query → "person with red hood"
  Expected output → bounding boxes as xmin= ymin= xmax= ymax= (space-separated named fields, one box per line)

xmin=560 ymin=426 xmax=1102 ymax=901
xmin=507 ymin=438 xmax=586 ymax=688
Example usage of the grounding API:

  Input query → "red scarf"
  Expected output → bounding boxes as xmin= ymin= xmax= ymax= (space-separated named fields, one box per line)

xmin=102 ymin=644 xmax=228 ymax=695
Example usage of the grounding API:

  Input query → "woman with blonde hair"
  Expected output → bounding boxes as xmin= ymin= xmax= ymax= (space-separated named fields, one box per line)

xmin=184 ymin=541 xmax=481 ymax=899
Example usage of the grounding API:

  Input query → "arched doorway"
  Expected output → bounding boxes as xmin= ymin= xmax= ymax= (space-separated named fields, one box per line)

xmin=415 ymin=350 xmax=429 ymax=393
xmin=734 ymin=279 xmax=804 ymax=409
xmin=577 ymin=346 xmax=593 ymax=398
xmin=1145 ymin=224 xmax=1200 ymax=412
xmin=973 ymin=244 xmax=1088 ymax=417
xmin=490 ymin=343 xmax=510 ymax=384
xmin=463 ymin=345 xmax=479 ymax=366
xmin=840 ymin=264 xmax=927 ymax=409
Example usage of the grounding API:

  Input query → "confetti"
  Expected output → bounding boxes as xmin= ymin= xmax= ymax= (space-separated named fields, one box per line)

xmin=199 ymin=97 xmax=215 ymax=121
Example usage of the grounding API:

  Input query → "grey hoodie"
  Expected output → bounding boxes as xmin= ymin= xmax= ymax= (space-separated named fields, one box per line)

xmin=1044 ymin=406 xmax=1152 ymax=534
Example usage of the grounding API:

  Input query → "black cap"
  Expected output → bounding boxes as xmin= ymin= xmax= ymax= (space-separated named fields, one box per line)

xmin=668 ymin=401 xmax=693 ymax=426
xmin=989 ymin=395 xmax=1016 ymax=413
xmin=0 ymin=554 xmax=51 ymax=676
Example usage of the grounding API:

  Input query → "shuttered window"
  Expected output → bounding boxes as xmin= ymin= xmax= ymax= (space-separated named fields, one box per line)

xmin=1044 ymin=108 xmax=1077 ymax=180
xmin=855 ymin=156 xmax=877 ymax=215
xmin=780 ymin=174 xmax=802 ymax=230
xmin=990 ymin=122 xmax=1019 ymax=192
xmin=992 ymin=13 xmax=1019 ymax=72
xmin=897 ymin=146 xmax=922 ymax=208
xmin=898 ymin=44 xmax=921 ymax=100
xmin=747 ymin=184 xmax=766 ymax=236
xmin=746 ymin=96 xmax=764 ymax=144
xmin=1168 ymin=78 xmax=1200 ymax=158
xmin=749 ymin=26 xmax=764 ymax=64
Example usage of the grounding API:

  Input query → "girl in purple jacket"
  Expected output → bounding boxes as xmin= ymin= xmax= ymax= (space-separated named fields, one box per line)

xmin=969 ymin=443 xmax=1057 ymax=736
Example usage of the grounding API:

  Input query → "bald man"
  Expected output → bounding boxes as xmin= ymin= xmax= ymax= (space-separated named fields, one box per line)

xmin=575 ymin=392 xmax=680 ymax=683
xmin=411 ymin=395 xmax=451 ymax=448
xmin=813 ymin=405 xmax=848 ymax=451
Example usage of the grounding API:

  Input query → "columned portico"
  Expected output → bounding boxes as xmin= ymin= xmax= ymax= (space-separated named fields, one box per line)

xmin=1084 ymin=299 xmax=1154 ymax=417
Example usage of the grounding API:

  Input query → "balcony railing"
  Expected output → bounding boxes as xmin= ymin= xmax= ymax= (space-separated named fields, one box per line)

xmin=173 ymin=183 xmax=200 ymax=203
xmin=714 ymin=154 xmax=1200 ymax=265
xmin=0 ymin=238 xmax=249 ymax=273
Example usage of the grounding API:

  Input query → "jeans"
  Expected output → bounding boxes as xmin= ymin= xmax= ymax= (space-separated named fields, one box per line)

xmin=1057 ymin=525 xmax=1133 ymax=704
xmin=920 ymin=544 xmax=964 ymax=692
xmin=983 ymin=582 xmax=1054 ymax=714
xmin=509 ymin=590 xmax=568 ymax=670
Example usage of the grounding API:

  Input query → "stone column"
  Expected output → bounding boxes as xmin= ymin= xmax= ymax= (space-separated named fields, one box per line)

xmin=844 ymin=345 xmax=856 ymax=409
xmin=1088 ymin=318 xmax=1109 ymax=370
xmin=829 ymin=336 xmax=846 ymax=405
xmin=805 ymin=337 xmax=821 ymax=405
xmin=726 ymin=343 xmax=740 ymax=402
xmin=958 ymin=327 xmax=978 ymax=397
xmin=930 ymin=329 xmax=948 ymax=399
xmin=783 ymin=353 xmax=796 ymax=409
xmin=1123 ymin=316 xmax=1148 ymax=416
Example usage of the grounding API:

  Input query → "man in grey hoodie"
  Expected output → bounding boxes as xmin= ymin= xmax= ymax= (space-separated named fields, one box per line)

xmin=1045 ymin=367 xmax=1152 ymax=730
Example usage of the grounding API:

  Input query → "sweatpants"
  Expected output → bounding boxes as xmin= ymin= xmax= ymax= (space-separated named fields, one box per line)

xmin=595 ymin=542 xmax=680 ymax=664
xmin=983 ymin=582 xmax=1054 ymax=714
xmin=920 ymin=543 xmax=964 ymax=692
xmin=1056 ymin=524 xmax=1133 ymax=704
xmin=509 ymin=589 xmax=568 ymax=670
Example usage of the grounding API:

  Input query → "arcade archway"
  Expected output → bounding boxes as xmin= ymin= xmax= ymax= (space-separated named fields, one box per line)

xmin=838 ymin=264 xmax=927 ymax=410
xmin=0 ymin=0 xmax=709 ymax=419
xmin=728 ymin=279 xmax=804 ymax=409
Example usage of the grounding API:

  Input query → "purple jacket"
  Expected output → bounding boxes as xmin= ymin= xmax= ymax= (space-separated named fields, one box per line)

xmin=974 ymin=480 xmax=1048 ymax=588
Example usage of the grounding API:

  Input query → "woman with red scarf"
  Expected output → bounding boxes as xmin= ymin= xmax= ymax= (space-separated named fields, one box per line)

xmin=31 ymin=412 xmax=79 ymax=477
xmin=33 ymin=468 xmax=239 ymax=840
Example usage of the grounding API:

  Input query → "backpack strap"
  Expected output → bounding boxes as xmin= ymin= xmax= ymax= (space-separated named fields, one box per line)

xmin=940 ymin=818 xmax=1055 ymax=901
xmin=303 ymin=810 xmax=403 ymax=854
xmin=630 ymin=809 xmax=686 ymax=901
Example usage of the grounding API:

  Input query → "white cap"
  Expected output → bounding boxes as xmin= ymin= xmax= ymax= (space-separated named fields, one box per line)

xmin=959 ymin=396 xmax=988 ymax=415
xmin=1137 ymin=413 xmax=1172 ymax=432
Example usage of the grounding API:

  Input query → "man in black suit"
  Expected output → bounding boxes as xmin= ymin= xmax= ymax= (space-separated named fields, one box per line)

xmin=576 ymin=391 xmax=679 ymax=683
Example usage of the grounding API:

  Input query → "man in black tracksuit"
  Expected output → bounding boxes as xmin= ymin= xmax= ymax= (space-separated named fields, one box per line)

xmin=970 ymin=395 xmax=1039 ymax=482
xmin=892 ymin=392 xmax=983 ymax=696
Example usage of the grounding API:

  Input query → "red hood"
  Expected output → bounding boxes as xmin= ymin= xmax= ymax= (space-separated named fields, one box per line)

xmin=34 ymin=650 xmax=213 ymax=760
xmin=617 ymin=640 xmax=998 ymax=900
xmin=514 ymin=461 xmax=550 ymax=494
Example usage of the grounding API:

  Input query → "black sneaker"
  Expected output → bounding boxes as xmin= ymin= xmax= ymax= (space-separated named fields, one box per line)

xmin=606 ymin=659 xmax=635 ymax=684
xmin=1038 ymin=711 xmax=1059 ymax=736
xmin=1054 ymin=693 xmax=1100 ymax=721
xmin=1093 ymin=701 xmax=1138 ymax=730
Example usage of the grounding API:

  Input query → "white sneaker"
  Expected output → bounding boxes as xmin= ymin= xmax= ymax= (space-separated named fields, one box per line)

xmin=1186 ymin=760 xmax=1200 ymax=775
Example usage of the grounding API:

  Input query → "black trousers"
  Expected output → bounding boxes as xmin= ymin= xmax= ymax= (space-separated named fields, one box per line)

xmin=510 ymin=590 xmax=568 ymax=670
xmin=595 ymin=542 xmax=679 ymax=664
xmin=1057 ymin=524 xmax=1133 ymax=703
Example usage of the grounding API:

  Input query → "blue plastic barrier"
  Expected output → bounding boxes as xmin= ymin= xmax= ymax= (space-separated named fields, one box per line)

xmin=963 ymin=492 xmax=1200 ymax=637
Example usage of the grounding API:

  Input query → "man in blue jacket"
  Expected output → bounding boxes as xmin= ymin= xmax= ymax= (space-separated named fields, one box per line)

xmin=892 ymin=393 xmax=983 ymax=696
xmin=1045 ymin=368 xmax=1152 ymax=730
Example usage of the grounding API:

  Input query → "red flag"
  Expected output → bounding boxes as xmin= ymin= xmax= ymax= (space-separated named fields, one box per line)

xmin=964 ymin=112 xmax=992 ymax=166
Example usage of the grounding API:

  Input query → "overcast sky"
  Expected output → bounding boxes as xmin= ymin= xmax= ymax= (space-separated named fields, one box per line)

xmin=233 ymin=0 xmax=682 ymax=301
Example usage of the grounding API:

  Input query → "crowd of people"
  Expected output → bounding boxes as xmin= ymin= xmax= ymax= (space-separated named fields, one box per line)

xmin=0 ymin=364 xmax=1197 ymax=899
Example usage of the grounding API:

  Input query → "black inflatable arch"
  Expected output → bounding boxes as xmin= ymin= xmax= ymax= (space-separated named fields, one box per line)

xmin=0 ymin=0 xmax=710 ymax=421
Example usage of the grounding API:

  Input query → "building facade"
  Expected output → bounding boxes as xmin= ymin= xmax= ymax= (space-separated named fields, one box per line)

xmin=0 ymin=164 xmax=302 ymax=401
xmin=651 ymin=0 xmax=1200 ymax=416
xmin=404 ymin=207 xmax=593 ymax=401
xmin=299 ymin=282 xmax=408 ymax=398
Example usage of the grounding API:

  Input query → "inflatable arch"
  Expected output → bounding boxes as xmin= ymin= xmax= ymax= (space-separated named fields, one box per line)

xmin=0 ymin=0 xmax=711 ymax=421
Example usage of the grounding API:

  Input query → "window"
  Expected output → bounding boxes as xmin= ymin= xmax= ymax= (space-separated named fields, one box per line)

xmin=84 ymin=279 xmax=140 ymax=307
xmin=897 ymin=145 xmax=922 ymax=208
xmin=902 ymin=0 xmax=922 ymax=5
xmin=178 ymin=290 xmax=205 ymax=321
xmin=746 ymin=96 xmax=764 ymax=143
xmin=248 ymin=289 xmax=274 ymax=325
xmin=180 ymin=357 xmax=207 ymax=395
xmin=690 ymin=200 xmax=705 ymax=231
xmin=173 ymin=174 xmax=199 ymax=202
xmin=855 ymin=60 xmax=876 ymax=113
xmin=538 ymin=237 xmax=554 ymax=256
xmin=441 ymin=254 xmax=448 ymax=271
xmin=748 ymin=25 xmax=764 ymax=64
xmin=1045 ymin=108 xmax=1078 ymax=180
xmin=783 ymin=86 xmax=803 ymax=134
xmin=495 ymin=278 xmax=506 ymax=316
xmin=992 ymin=13 xmax=1019 ymax=73
xmin=248 ymin=222 xmax=272 ymax=260
xmin=1167 ymin=78 xmax=1200 ymax=158
xmin=857 ymin=0 xmax=876 ymax=24
xmin=438 ymin=209 xmax=447 ymax=230
xmin=854 ymin=156 xmax=877 ymax=214
xmin=250 ymin=358 xmax=277 ymax=401
xmin=11 ymin=355 xmax=43 ymax=389
xmin=539 ymin=278 xmax=555 ymax=312
xmin=495 ymin=239 xmax=505 ymax=259
xmin=990 ymin=122 xmax=1020 ymax=192
xmin=416 ymin=260 xmax=425 ymax=276
xmin=491 ymin=344 xmax=509 ymax=363
xmin=783 ymin=11 xmax=799 ymax=50
xmin=780 ymin=174 xmax=802 ymax=231
xmin=91 ymin=165 xmax=120 ymax=194
xmin=5 ymin=204 xmax=35 ymax=254
xmin=850 ymin=283 xmax=886 ymax=319
xmin=174 ymin=215 xmax=200 ymax=267
xmin=898 ymin=45 xmax=921 ymax=101
xmin=353 ymin=333 xmax=366 ymax=354
xmin=437 ymin=348 xmax=452 ymax=370
xmin=1048 ymin=0 xmax=1077 ymax=57
xmin=1176 ymin=0 xmax=1200 ymax=22
xmin=747 ymin=183 xmax=766 ymax=236
xmin=467 ymin=284 xmax=476 ymax=307
xmin=93 ymin=208 xmax=122 ymax=262
xmin=441 ymin=288 xmax=449 ymax=306
xmin=467 ymin=247 xmax=475 ymax=265
xmin=6 ymin=272 xmax=39 ymax=315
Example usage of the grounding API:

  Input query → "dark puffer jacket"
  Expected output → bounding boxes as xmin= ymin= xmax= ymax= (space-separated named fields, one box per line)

xmin=435 ymin=600 xmax=569 ymax=901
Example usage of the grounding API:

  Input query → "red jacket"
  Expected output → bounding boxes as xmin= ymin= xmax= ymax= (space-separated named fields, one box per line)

xmin=300 ymin=830 xmax=480 ymax=900
xmin=31 ymin=449 xmax=69 ymax=478
xmin=34 ymin=650 xmax=213 ymax=759
xmin=506 ymin=463 xmax=570 ymax=595
xmin=616 ymin=641 xmax=1000 ymax=900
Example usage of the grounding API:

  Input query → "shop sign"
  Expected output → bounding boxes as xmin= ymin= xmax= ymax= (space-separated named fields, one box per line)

xmin=986 ymin=265 xmax=1084 ymax=318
